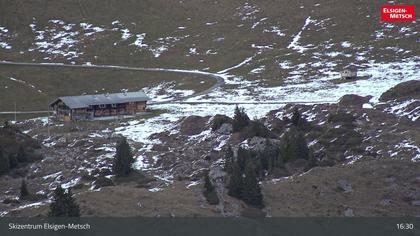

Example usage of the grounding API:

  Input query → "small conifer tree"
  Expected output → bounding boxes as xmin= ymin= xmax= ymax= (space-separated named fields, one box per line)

xmin=241 ymin=162 xmax=264 ymax=208
xmin=227 ymin=161 xmax=243 ymax=198
xmin=9 ymin=154 xmax=18 ymax=169
xmin=237 ymin=147 xmax=250 ymax=172
xmin=281 ymin=127 xmax=310 ymax=162
xmin=64 ymin=188 xmax=81 ymax=217
xmin=291 ymin=107 xmax=301 ymax=126
xmin=204 ymin=171 xmax=214 ymax=193
xmin=112 ymin=137 xmax=134 ymax=177
xmin=0 ymin=147 xmax=10 ymax=176
xmin=203 ymin=171 xmax=219 ymax=205
xmin=20 ymin=179 xmax=30 ymax=199
xmin=232 ymin=106 xmax=250 ymax=132
xmin=16 ymin=146 xmax=27 ymax=163
xmin=49 ymin=186 xmax=80 ymax=217
xmin=224 ymin=145 xmax=234 ymax=174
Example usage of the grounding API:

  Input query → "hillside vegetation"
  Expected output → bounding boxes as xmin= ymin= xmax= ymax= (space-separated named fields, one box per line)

xmin=0 ymin=0 xmax=418 ymax=82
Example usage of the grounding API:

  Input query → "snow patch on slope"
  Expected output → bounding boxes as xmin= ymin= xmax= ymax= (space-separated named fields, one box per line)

xmin=287 ymin=16 xmax=314 ymax=53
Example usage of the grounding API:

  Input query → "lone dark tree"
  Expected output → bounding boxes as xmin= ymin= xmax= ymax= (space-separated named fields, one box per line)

xmin=236 ymin=147 xmax=250 ymax=172
xmin=204 ymin=171 xmax=214 ymax=193
xmin=49 ymin=186 xmax=80 ymax=217
xmin=203 ymin=171 xmax=219 ymax=205
xmin=291 ymin=107 xmax=302 ymax=127
xmin=241 ymin=162 xmax=264 ymax=208
xmin=0 ymin=147 xmax=10 ymax=176
xmin=113 ymin=137 xmax=134 ymax=177
xmin=232 ymin=106 xmax=250 ymax=132
xmin=9 ymin=154 xmax=18 ymax=169
xmin=224 ymin=145 xmax=234 ymax=174
xmin=16 ymin=146 xmax=27 ymax=163
xmin=281 ymin=127 xmax=310 ymax=162
xmin=20 ymin=179 xmax=30 ymax=199
xmin=227 ymin=161 xmax=243 ymax=198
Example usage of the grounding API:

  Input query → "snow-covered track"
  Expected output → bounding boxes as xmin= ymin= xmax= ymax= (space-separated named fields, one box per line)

xmin=173 ymin=101 xmax=336 ymax=105
xmin=0 ymin=60 xmax=225 ymax=104
xmin=0 ymin=61 xmax=340 ymax=106
xmin=0 ymin=111 xmax=51 ymax=114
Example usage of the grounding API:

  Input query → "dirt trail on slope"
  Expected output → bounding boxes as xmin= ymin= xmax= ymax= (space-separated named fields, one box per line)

xmin=0 ymin=61 xmax=225 ymax=105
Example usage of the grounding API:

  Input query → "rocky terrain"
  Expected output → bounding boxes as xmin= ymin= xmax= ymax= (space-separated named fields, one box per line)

xmin=0 ymin=0 xmax=418 ymax=218
xmin=0 ymin=80 xmax=418 ymax=217
xmin=1 ymin=0 xmax=419 ymax=113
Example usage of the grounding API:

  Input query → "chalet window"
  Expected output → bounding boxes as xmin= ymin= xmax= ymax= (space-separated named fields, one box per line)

xmin=111 ymin=104 xmax=117 ymax=108
xmin=99 ymin=104 xmax=106 ymax=108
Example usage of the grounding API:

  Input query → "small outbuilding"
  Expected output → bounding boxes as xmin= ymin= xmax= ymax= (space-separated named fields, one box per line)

xmin=341 ymin=65 xmax=358 ymax=80
xmin=50 ymin=91 xmax=150 ymax=121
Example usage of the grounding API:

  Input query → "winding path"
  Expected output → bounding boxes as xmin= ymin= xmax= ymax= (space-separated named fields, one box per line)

xmin=0 ymin=60 xmax=337 ymax=114
xmin=0 ymin=60 xmax=225 ymax=105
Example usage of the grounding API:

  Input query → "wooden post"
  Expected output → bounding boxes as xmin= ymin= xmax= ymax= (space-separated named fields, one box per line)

xmin=47 ymin=106 xmax=50 ymax=138
xmin=14 ymin=101 xmax=17 ymax=122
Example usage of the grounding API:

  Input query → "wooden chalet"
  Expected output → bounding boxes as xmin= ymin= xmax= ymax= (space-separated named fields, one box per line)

xmin=50 ymin=91 xmax=150 ymax=121
xmin=341 ymin=65 xmax=358 ymax=80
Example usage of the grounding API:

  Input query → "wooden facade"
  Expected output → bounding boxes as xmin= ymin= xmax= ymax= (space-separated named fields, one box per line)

xmin=52 ymin=101 xmax=147 ymax=121
xmin=50 ymin=91 xmax=149 ymax=121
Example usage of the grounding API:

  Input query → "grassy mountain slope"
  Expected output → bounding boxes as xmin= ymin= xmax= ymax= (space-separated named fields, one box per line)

xmin=0 ymin=0 xmax=418 ymax=77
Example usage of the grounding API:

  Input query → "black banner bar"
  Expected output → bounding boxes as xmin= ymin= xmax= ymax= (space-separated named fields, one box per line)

xmin=1 ymin=217 xmax=419 ymax=236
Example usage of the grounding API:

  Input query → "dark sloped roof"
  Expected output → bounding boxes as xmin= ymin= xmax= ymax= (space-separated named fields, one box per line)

xmin=343 ymin=65 xmax=357 ymax=71
xmin=50 ymin=91 xmax=150 ymax=109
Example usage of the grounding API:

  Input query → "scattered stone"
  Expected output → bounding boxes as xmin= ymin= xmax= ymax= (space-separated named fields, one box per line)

xmin=216 ymin=123 xmax=233 ymax=135
xmin=92 ymin=177 xmax=114 ymax=189
xmin=55 ymin=175 xmax=65 ymax=181
xmin=3 ymin=198 xmax=20 ymax=204
xmin=380 ymin=198 xmax=392 ymax=206
xmin=343 ymin=208 xmax=354 ymax=217
xmin=411 ymin=201 xmax=420 ymax=206
xmin=209 ymin=165 xmax=225 ymax=180
xmin=337 ymin=179 xmax=352 ymax=193
xmin=384 ymin=176 xmax=396 ymax=183
xmin=248 ymin=136 xmax=267 ymax=150
xmin=387 ymin=183 xmax=399 ymax=191
xmin=407 ymin=190 xmax=420 ymax=201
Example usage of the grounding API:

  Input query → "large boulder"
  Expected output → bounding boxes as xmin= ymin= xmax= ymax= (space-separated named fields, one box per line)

xmin=379 ymin=80 xmax=420 ymax=102
xmin=180 ymin=116 xmax=209 ymax=135
xmin=92 ymin=177 xmax=114 ymax=189
xmin=216 ymin=123 xmax=233 ymax=135
xmin=339 ymin=94 xmax=372 ymax=108
xmin=211 ymin=114 xmax=232 ymax=131
xmin=0 ymin=126 xmax=41 ymax=154
xmin=337 ymin=179 xmax=353 ymax=193
xmin=247 ymin=137 xmax=280 ymax=152
xmin=0 ymin=126 xmax=43 ymax=176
